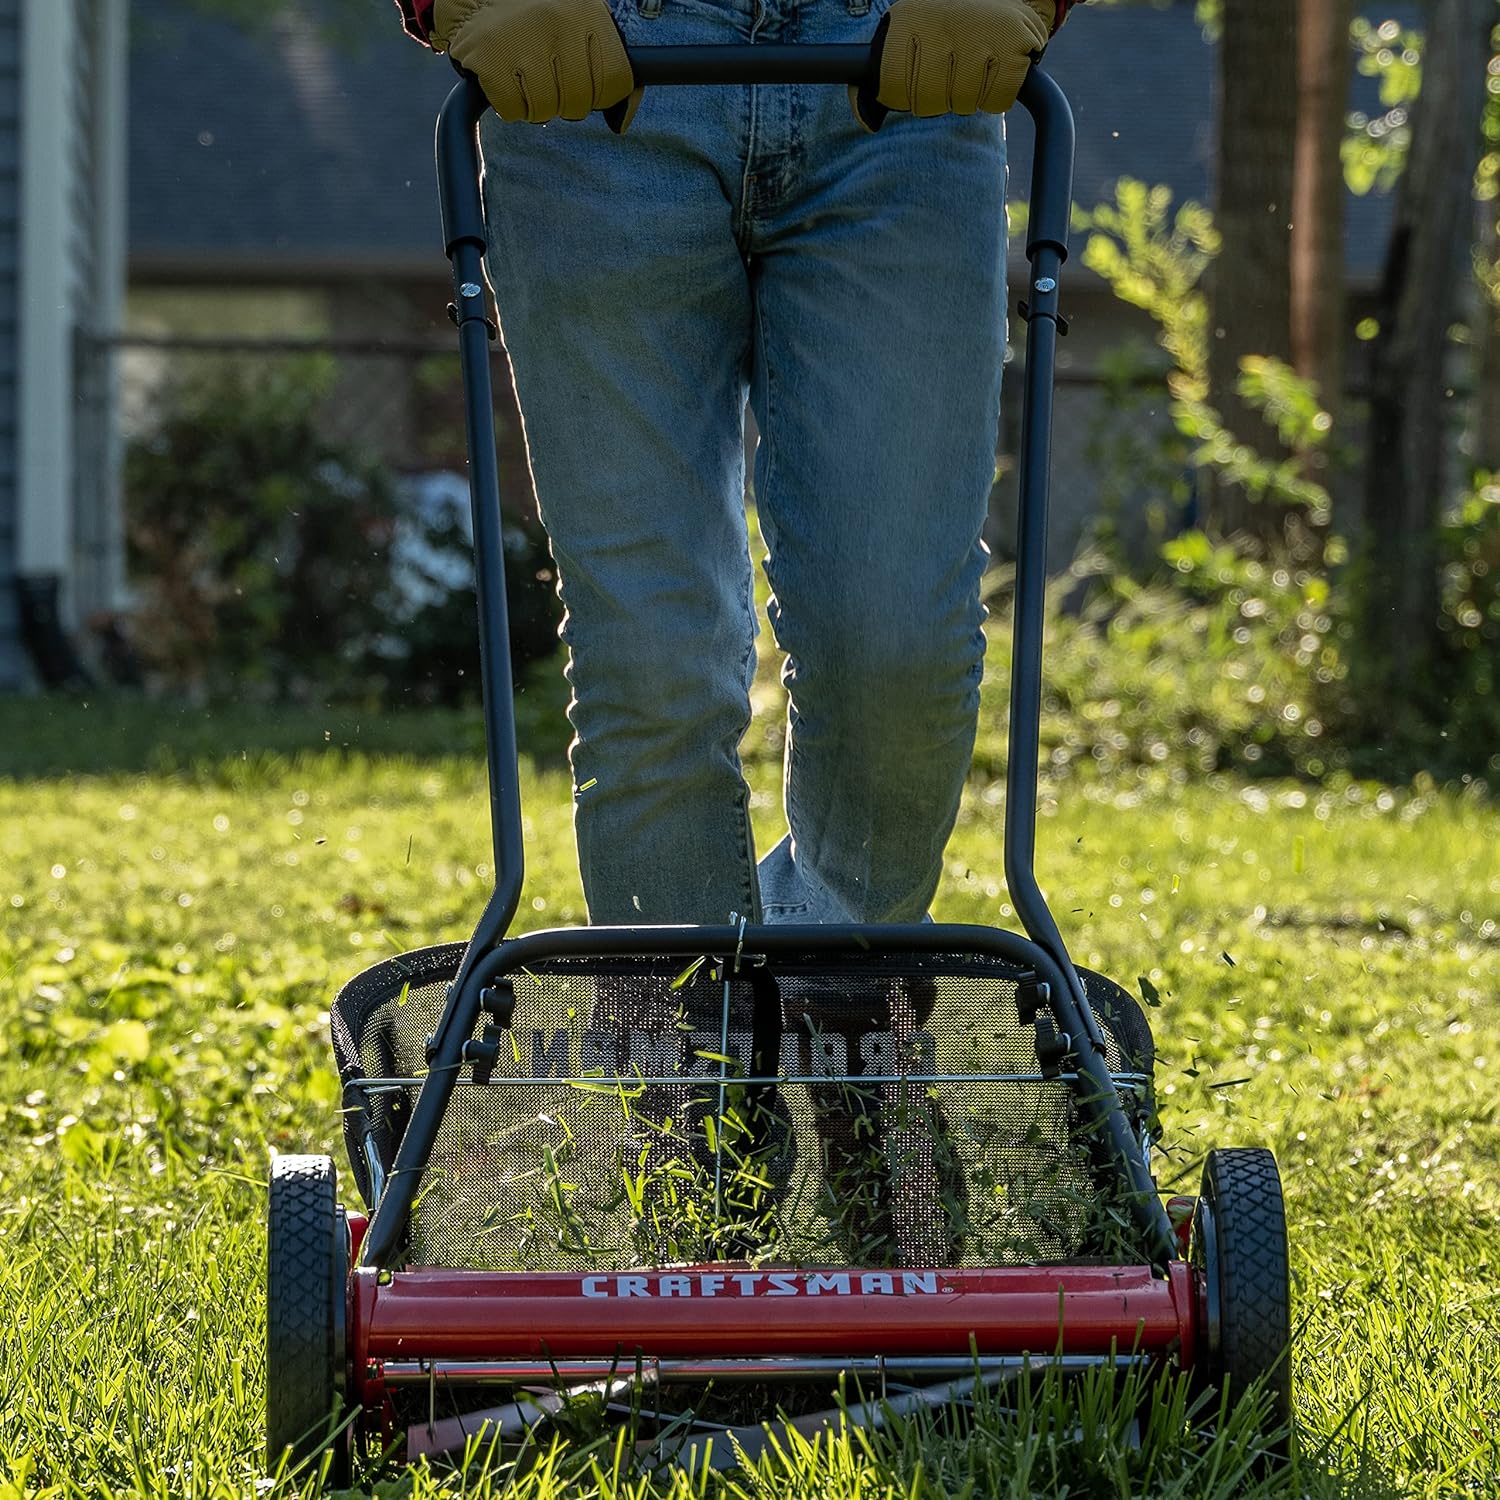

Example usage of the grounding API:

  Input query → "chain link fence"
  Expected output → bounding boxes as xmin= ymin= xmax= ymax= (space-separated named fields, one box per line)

xmin=113 ymin=331 xmax=536 ymax=504
xmin=104 ymin=328 xmax=1182 ymax=704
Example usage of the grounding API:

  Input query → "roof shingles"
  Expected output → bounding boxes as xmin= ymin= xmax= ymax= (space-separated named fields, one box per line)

xmin=130 ymin=1 xmax=1397 ymax=281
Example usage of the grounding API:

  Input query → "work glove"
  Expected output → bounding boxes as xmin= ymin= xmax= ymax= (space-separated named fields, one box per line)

xmin=851 ymin=0 xmax=1055 ymax=132
xmin=432 ymin=0 xmax=643 ymax=132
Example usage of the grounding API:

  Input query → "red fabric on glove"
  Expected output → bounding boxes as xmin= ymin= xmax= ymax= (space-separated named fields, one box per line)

xmin=395 ymin=0 xmax=437 ymax=44
xmin=1051 ymin=0 xmax=1076 ymax=33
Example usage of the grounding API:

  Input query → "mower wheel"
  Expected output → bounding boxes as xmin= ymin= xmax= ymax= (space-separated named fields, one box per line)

xmin=1193 ymin=1147 xmax=1292 ymax=1437
xmin=267 ymin=1154 xmax=351 ymax=1483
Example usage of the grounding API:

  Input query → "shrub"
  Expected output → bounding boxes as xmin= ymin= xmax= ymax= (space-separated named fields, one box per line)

xmin=1434 ymin=473 xmax=1500 ymax=770
xmin=124 ymin=358 xmax=562 ymax=707
xmin=368 ymin=470 xmax=563 ymax=709
xmin=970 ymin=539 xmax=1352 ymax=784
xmin=125 ymin=357 xmax=398 ymax=699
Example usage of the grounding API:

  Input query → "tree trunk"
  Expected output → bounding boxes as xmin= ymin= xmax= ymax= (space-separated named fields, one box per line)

xmin=1358 ymin=0 xmax=1494 ymax=731
xmin=1476 ymin=198 xmax=1500 ymax=475
xmin=1291 ymin=0 xmax=1354 ymax=424
xmin=1208 ymin=0 xmax=1299 ymax=546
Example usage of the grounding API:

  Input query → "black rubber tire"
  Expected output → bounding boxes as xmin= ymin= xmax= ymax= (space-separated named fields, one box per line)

xmin=266 ymin=1154 xmax=351 ymax=1482
xmin=1194 ymin=1147 xmax=1292 ymax=1437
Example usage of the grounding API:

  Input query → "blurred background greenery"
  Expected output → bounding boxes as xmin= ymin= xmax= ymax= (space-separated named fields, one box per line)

xmin=2 ymin=0 xmax=1496 ymax=784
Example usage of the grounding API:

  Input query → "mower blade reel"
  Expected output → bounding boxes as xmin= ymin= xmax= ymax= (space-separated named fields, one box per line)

xmin=639 ymin=1368 xmax=1017 ymax=1472
xmin=405 ymin=1376 xmax=645 ymax=1461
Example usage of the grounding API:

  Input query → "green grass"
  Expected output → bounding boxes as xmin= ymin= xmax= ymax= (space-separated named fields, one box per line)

xmin=0 ymin=697 xmax=1496 ymax=1498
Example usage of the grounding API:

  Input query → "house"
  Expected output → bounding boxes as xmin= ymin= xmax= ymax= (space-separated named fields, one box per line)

xmin=0 ymin=0 xmax=129 ymax=690
xmin=123 ymin=1 xmax=1237 ymax=572
xmin=0 ymin=0 xmax=1404 ymax=688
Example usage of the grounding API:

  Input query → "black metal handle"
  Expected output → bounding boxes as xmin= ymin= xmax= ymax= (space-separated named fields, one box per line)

xmin=440 ymin=54 xmax=1073 ymax=250
xmin=628 ymin=43 xmax=874 ymax=85
xmin=418 ymin=57 xmax=1176 ymax=1271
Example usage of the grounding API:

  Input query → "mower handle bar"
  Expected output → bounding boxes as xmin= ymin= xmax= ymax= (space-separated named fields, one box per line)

xmin=395 ymin=53 xmax=1179 ymax=1272
xmin=438 ymin=52 xmax=1074 ymax=265
xmin=434 ymin=45 xmax=1101 ymax=1135
xmin=436 ymin=45 xmax=1078 ymax=1000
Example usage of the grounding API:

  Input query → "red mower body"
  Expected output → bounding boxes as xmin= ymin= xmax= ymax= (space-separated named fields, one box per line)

xmin=345 ymin=1260 xmax=1201 ymax=1433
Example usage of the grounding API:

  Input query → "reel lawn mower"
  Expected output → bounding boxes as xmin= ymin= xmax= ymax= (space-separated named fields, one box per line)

xmin=265 ymin=52 xmax=1292 ymax=1481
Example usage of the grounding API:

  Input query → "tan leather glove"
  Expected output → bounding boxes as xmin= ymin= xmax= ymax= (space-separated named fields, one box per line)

xmin=852 ymin=0 xmax=1054 ymax=131
xmin=433 ymin=0 xmax=643 ymax=131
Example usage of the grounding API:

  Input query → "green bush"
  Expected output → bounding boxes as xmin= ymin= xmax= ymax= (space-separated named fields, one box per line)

xmin=124 ymin=358 xmax=562 ymax=707
xmin=969 ymin=538 xmax=1352 ymax=783
xmin=1434 ymin=473 xmax=1500 ymax=764
xmin=1075 ymin=177 xmax=1495 ymax=781
xmin=125 ymin=357 xmax=398 ymax=700
xmin=366 ymin=471 xmax=563 ymax=710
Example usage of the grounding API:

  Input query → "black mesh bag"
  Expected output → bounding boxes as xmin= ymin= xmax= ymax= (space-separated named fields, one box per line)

xmin=330 ymin=945 xmax=1155 ymax=1272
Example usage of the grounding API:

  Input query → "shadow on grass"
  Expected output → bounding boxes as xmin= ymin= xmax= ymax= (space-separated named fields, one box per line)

xmin=0 ymin=691 xmax=571 ymax=779
xmin=731 ymin=1368 xmax=1413 ymax=1500
xmin=358 ymin=1365 xmax=1413 ymax=1500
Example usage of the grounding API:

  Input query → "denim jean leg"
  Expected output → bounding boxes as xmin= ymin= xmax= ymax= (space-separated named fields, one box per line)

xmin=478 ymin=6 xmax=762 ymax=926
xmin=750 ymin=98 xmax=1009 ymax=924
xmin=479 ymin=0 xmax=1004 ymax=933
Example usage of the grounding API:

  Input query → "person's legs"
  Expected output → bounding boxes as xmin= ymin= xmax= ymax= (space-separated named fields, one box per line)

xmin=480 ymin=0 xmax=1006 ymax=1263
xmin=480 ymin=0 xmax=764 ymax=927
xmin=738 ymin=20 xmax=1008 ymax=1259
xmin=745 ymin=65 xmax=1009 ymax=925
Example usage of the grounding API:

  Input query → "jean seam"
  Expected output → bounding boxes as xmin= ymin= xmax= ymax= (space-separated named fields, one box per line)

xmin=731 ymin=781 xmax=758 ymax=921
xmin=731 ymin=539 xmax=761 ymax=923
xmin=734 ymin=89 xmax=759 ymax=253
xmin=752 ymin=293 xmax=777 ymax=512
xmin=762 ymin=899 xmax=811 ymax=919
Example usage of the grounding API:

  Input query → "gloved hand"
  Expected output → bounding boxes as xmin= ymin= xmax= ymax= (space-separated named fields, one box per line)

xmin=851 ymin=0 xmax=1055 ymax=132
xmin=432 ymin=0 xmax=643 ymax=132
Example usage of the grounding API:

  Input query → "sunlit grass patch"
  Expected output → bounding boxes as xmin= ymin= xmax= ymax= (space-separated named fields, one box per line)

xmin=0 ymin=710 xmax=1496 ymax=1497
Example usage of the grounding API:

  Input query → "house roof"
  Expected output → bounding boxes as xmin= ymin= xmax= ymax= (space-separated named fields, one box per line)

xmin=130 ymin=5 xmax=454 ymax=276
xmin=129 ymin=0 xmax=1401 ymax=283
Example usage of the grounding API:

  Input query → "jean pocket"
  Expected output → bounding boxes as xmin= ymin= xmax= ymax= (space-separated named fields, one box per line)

xmin=623 ymin=0 xmax=757 ymax=26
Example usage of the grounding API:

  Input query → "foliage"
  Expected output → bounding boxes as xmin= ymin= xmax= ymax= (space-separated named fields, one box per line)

xmin=1344 ymin=18 xmax=1500 ymax=205
xmin=124 ymin=359 xmax=563 ymax=708
xmin=1075 ymin=171 xmax=1500 ymax=779
xmin=974 ymin=541 xmax=1354 ymax=783
xmin=1077 ymin=340 xmax=1199 ymax=557
xmin=0 ymin=709 xmax=1496 ymax=1495
xmin=1435 ymin=472 xmax=1500 ymax=753
xmin=1478 ymin=42 xmax=1500 ymax=320
xmin=1078 ymin=183 xmax=1218 ymax=399
xmin=1080 ymin=181 xmax=1335 ymax=531
xmin=368 ymin=474 xmax=564 ymax=709
xmin=1343 ymin=17 xmax=1424 ymax=196
xmin=124 ymin=357 xmax=400 ymax=701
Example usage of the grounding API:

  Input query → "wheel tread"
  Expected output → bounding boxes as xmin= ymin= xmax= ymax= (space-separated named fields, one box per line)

xmin=1203 ymin=1146 xmax=1292 ymax=1425
xmin=267 ymin=1154 xmax=342 ymax=1474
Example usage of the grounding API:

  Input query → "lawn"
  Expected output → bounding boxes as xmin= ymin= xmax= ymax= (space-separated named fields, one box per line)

xmin=0 ymin=696 xmax=1496 ymax=1498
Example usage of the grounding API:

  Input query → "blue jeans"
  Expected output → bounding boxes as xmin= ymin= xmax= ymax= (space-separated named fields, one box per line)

xmin=480 ymin=0 xmax=1008 ymax=927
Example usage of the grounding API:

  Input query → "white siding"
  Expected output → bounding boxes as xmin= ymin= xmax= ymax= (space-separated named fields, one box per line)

xmin=8 ymin=0 xmax=127 ymax=685
xmin=0 ymin=0 xmax=21 ymax=688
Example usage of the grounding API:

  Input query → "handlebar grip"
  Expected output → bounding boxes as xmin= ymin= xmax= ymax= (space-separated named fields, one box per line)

xmin=437 ymin=53 xmax=1073 ymax=265
xmin=1017 ymin=66 xmax=1073 ymax=263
